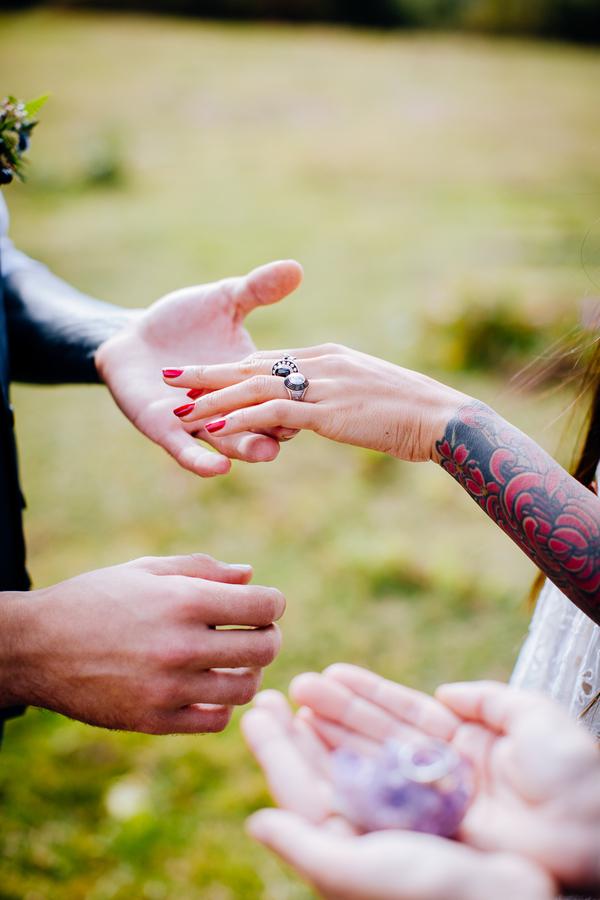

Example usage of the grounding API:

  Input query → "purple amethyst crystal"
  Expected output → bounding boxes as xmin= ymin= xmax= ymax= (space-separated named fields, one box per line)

xmin=332 ymin=737 xmax=473 ymax=836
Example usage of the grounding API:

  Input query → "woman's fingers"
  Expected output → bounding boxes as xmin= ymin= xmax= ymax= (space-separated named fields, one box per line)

xmin=290 ymin=673 xmax=421 ymax=745
xmin=162 ymin=346 xmax=347 ymax=391
xmin=200 ymin=399 xmax=318 ymax=438
xmin=298 ymin=707 xmax=379 ymax=756
xmin=171 ymin=374 xmax=327 ymax=424
xmin=241 ymin=706 xmax=333 ymax=822
xmin=247 ymin=809 xmax=347 ymax=886
xmin=435 ymin=681 xmax=554 ymax=736
xmin=324 ymin=664 xmax=460 ymax=741
xmin=164 ymin=357 xmax=332 ymax=396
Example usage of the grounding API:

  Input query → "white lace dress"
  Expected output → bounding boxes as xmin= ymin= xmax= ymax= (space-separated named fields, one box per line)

xmin=511 ymin=577 xmax=600 ymax=740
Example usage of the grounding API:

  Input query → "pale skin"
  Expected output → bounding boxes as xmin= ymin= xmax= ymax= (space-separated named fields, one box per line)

xmin=97 ymin=259 xmax=304 ymax=475
xmin=0 ymin=261 xmax=303 ymax=733
xmin=164 ymin=342 xmax=600 ymax=620
xmin=242 ymin=667 xmax=600 ymax=899
xmin=0 ymin=554 xmax=284 ymax=734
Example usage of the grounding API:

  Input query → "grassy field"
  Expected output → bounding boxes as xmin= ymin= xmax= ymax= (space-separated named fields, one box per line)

xmin=1 ymin=10 xmax=599 ymax=898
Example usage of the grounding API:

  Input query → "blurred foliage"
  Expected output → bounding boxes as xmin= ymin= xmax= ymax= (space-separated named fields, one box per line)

xmin=4 ymin=0 xmax=600 ymax=39
xmin=1 ymin=9 xmax=599 ymax=898
xmin=421 ymin=287 xmax=575 ymax=374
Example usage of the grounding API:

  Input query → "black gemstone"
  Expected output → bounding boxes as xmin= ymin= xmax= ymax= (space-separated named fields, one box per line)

xmin=274 ymin=365 xmax=292 ymax=377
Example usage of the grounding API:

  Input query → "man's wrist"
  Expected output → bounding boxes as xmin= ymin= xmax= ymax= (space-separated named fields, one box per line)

xmin=0 ymin=590 xmax=38 ymax=708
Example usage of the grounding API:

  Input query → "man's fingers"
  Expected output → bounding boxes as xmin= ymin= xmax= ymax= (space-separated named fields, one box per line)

xmin=162 ymin=425 xmax=231 ymax=476
xmin=233 ymin=259 xmax=304 ymax=318
xmin=204 ymin=624 xmax=282 ymax=668
xmin=135 ymin=552 xmax=253 ymax=584
xmin=203 ymin=429 xmax=281 ymax=461
xmin=177 ymin=667 xmax=263 ymax=708
xmin=153 ymin=703 xmax=233 ymax=735
xmin=174 ymin=581 xmax=286 ymax=627
xmin=242 ymin=708 xmax=332 ymax=822
xmin=324 ymin=664 xmax=460 ymax=741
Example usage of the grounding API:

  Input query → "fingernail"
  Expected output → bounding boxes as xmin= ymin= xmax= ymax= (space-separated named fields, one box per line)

xmin=163 ymin=368 xmax=184 ymax=379
xmin=187 ymin=388 xmax=204 ymax=399
xmin=173 ymin=402 xmax=195 ymax=418
xmin=205 ymin=419 xmax=226 ymax=433
xmin=228 ymin=563 xmax=252 ymax=572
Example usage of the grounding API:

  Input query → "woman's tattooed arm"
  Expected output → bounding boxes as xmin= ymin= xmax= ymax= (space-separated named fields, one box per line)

xmin=434 ymin=403 xmax=600 ymax=622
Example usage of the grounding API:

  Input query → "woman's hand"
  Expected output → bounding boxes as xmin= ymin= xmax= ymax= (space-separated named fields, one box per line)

xmin=241 ymin=687 xmax=554 ymax=900
xmin=163 ymin=344 xmax=470 ymax=463
xmin=285 ymin=666 xmax=600 ymax=892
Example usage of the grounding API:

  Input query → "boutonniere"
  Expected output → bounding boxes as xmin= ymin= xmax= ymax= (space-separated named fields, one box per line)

xmin=0 ymin=94 xmax=48 ymax=185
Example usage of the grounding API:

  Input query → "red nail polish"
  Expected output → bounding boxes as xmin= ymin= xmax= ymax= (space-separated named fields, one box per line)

xmin=205 ymin=419 xmax=226 ymax=433
xmin=173 ymin=403 xmax=195 ymax=418
xmin=163 ymin=368 xmax=184 ymax=379
xmin=187 ymin=388 xmax=204 ymax=400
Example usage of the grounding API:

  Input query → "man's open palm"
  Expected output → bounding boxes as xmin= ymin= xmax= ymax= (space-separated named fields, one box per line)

xmin=96 ymin=259 xmax=303 ymax=476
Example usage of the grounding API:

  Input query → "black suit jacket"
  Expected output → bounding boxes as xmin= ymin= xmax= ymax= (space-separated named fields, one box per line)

xmin=0 ymin=193 xmax=130 ymax=735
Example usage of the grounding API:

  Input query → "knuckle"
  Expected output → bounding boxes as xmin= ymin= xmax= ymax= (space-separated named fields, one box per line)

xmin=187 ymin=552 xmax=213 ymax=567
xmin=133 ymin=555 xmax=158 ymax=570
xmin=270 ymin=399 xmax=289 ymax=418
xmin=250 ymin=374 xmax=273 ymax=394
xmin=151 ymin=680 xmax=180 ymax=710
xmin=239 ymin=355 xmax=261 ymax=375
xmin=320 ymin=353 xmax=341 ymax=372
xmin=153 ymin=639 xmax=195 ymax=671
xmin=138 ymin=713 xmax=168 ymax=735
xmin=322 ymin=341 xmax=344 ymax=355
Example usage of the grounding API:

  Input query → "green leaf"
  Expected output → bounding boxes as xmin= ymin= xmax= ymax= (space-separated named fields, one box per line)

xmin=24 ymin=94 xmax=49 ymax=118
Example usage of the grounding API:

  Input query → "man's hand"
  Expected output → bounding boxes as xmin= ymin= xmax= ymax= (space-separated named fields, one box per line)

xmin=241 ymin=690 xmax=554 ymax=900
xmin=0 ymin=554 xmax=284 ymax=734
xmin=94 ymin=260 xmax=303 ymax=477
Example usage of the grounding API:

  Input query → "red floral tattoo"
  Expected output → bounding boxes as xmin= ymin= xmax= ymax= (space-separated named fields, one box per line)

xmin=436 ymin=403 xmax=600 ymax=621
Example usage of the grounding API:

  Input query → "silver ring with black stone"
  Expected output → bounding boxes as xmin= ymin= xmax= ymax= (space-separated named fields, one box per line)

xmin=272 ymin=356 xmax=299 ymax=378
xmin=284 ymin=372 xmax=309 ymax=401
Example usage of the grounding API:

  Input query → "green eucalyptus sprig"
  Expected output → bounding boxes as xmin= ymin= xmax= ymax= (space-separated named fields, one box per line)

xmin=0 ymin=94 xmax=48 ymax=185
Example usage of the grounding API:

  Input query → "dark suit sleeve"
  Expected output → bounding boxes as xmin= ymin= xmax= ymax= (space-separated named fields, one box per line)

xmin=2 ymin=248 xmax=132 ymax=384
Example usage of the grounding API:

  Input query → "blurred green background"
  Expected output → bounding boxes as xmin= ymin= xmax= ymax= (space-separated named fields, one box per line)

xmin=1 ymin=8 xmax=599 ymax=899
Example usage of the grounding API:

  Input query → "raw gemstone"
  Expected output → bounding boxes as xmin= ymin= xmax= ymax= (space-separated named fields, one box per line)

xmin=332 ymin=737 xmax=474 ymax=836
